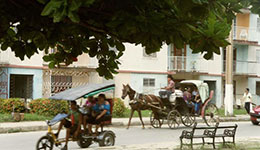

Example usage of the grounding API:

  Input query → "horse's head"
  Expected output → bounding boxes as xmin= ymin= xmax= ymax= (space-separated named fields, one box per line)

xmin=121 ymin=84 xmax=130 ymax=99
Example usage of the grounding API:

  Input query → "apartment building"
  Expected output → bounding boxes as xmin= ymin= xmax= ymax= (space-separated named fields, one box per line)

xmin=168 ymin=10 xmax=260 ymax=107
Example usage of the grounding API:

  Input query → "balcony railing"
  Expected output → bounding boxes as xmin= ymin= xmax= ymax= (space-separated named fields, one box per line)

xmin=223 ymin=60 xmax=257 ymax=75
xmin=233 ymin=26 xmax=260 ymax=42
xmin=168 ymin=56 xmax=207 ymax=72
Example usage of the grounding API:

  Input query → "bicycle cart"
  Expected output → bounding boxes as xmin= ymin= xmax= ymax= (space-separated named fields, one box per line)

xmin=36 ymin=82 xmax=116 ymax=150
xmin=150 ymin=80 xmax=219 ymax=129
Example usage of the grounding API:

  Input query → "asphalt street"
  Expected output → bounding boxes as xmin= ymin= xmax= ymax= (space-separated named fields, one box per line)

xmin=0 ymin=121 xmax=259 ymax=150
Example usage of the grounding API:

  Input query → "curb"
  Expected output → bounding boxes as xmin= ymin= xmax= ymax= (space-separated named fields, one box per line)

xmin=0 ymin=125 xmax=59 ymax=134
xmin=0 ymin=117 xmax=250 ymax=134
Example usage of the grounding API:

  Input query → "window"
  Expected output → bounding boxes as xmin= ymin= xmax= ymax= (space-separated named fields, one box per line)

xmin=143 ymin=78 xmax=155 ymax=87
xmin=10 ymin=75 xmax=33 ymax=99
xmin=143 ymin=48 xmax=157 ymax=58
xmin=51 ymin=76 xmax=72 ymax=94
xmin=256 ymin=82 xmax=260 ymax=96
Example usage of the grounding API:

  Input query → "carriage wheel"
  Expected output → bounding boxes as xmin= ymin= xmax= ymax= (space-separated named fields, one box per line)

xmin=203 ymin=103 xmax=219 ymax=126
xmin=181 ymin=114 xmax=195 ymax=127
xmin=167 ymin=110 xmax=181 ymax=129
xmin=150 ymin=111 xmax=164 ymax=128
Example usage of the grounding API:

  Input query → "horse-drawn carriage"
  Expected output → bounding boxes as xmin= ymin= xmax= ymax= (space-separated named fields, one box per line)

xmin=122 ymin=80 xmax=219 ymax=129
xmin=36 ymin=82 xmax=116 ymax=150
xmin=151 ymin=80 xmax=219 ymax=128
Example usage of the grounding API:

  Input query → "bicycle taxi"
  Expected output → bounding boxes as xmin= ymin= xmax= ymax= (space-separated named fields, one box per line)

xmin=36 ymin=82 xmax=116 ymax=150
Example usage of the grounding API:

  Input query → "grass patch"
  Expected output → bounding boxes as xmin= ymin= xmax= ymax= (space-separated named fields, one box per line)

xmin=7 ymin=128 xmax=22 ymax=133
xmin=0 ymin=113 xmax=53 ymax=122
xmin=217 ymin=108 xmax=247 ymax=117
xmin=113 ymin=109 xmax=151 ymax=118
xmin=23 ymin=113 xmax=53 ymax=121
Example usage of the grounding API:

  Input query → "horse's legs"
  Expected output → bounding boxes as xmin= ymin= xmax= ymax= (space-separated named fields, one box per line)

xmin=138 ymin=110 xmax=145 ymax=129
xmin=127 ymin=109 xmax=135 ymax=129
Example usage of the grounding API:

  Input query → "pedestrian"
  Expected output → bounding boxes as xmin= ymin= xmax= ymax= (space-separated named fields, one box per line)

xmin=159 ymin=75 xmax=175 ymax=100
xmin=243 ymin=88 xmax=252 ymax=113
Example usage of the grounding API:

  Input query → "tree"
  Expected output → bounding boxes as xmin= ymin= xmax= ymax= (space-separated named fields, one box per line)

xmin=0 ymin=0 xmax=256 ymax=79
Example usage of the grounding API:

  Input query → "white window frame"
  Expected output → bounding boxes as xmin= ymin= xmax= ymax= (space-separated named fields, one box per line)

xmin=143 ymin=78 xmax=155 ymax=87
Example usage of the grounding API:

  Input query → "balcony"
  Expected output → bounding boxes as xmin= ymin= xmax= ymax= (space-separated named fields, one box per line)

xmin=168 ymin=56 xmax=208 ymax=73
xmin=223 ymin=60 xmax=257 ymax=75
xmin=233 ymin=26 xmax=260 ymax=43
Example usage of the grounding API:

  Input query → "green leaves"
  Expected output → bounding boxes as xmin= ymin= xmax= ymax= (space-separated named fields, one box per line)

xmin=41 ymin=0 xmax=82 ymax=23
xmin=189 ymin=12 xmax=230 ymax=60
xmin=41 ymin=0 xmax=64 ymax=16
xmin=1 ymin=0 xmax=259 ymax=79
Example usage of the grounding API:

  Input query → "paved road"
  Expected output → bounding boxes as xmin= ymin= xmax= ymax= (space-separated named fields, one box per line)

xmin=0 ymin=121 xmax=259 ymax=150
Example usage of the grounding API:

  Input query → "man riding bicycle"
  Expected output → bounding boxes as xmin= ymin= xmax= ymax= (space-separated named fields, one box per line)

xmin=55 ymin=101 xmax=82 ymax=150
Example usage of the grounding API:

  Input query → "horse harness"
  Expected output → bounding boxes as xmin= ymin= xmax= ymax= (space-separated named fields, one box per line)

xmin=129 ymin=92 xmax=148 ymax=105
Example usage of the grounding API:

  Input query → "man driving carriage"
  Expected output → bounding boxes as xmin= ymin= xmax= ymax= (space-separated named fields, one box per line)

xmin=55 ymin=101 xmax=83 ymax=150
xmin=159 ymin=75 xmax=175 ymax=100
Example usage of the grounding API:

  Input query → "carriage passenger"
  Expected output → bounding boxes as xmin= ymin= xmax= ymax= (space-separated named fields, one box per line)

xmin=83 ymin=96 xmax=96 ymax=132
xmin=86 ymin=94 xmax=111 ymax=135
xmin=193 ymin=93 xmax=202 ymax=115
xmin=183 ymin=87 xmax=191 ymax=103
xmin=183 ymin=87 xmax=194 ymax=107
xmin=192 ymin=88 xmax=198 ymax=101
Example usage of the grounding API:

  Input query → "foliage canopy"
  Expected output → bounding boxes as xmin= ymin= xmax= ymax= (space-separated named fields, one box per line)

xmin=0 ymin=0 xmax=257 ymax=79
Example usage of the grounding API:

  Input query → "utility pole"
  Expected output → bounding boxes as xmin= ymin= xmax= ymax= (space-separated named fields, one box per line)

xmin=225 ymin=21 xmax=234 ymax=116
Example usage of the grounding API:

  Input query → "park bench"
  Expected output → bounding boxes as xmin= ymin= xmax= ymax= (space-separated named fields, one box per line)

xmin=180 ymin=122 xmax=237 ymax=149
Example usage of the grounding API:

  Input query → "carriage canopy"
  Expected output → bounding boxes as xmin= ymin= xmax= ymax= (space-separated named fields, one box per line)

xmin=49 ymin=81 xmax=115 ymax=101
xmin=180 ymin=80 xmax=209 ymax=102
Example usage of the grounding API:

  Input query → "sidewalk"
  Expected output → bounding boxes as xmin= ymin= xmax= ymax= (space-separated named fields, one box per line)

xmin=0 ymin=115 xmax=251 ymax=133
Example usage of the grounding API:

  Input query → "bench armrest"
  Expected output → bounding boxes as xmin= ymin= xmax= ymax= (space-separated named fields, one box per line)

xmin=180 ymin=130 xmax=194 ymax=139
xmin=224 ymin=129 xmax=236 ymax=136
xmin=203 ymin=129 xmax=216 ymax=137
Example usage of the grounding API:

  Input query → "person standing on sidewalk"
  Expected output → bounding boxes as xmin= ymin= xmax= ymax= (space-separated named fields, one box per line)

xmin=243 ymin=88 xmax=252 ymax=113
xmin=159 ymin=75 xmax=175 ymax=100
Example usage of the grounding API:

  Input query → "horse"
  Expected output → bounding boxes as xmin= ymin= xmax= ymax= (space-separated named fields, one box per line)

xmin=121 ymin=84 xmax=164 ymax=129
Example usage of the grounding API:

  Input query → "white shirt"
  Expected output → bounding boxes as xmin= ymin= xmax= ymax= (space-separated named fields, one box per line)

xmin=243 ymin=92 xmax=252 ymax=102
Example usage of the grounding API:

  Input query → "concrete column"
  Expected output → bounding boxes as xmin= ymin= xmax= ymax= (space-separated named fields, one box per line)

xmin=225 ymin=22 xmax=234 ymax=116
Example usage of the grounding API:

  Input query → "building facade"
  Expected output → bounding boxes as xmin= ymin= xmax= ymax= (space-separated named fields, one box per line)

xmin=114 ymin=43 xmax=168 ymax=105
xmin=168 ymin=10 xmax=260 ymax=107
xmin=0 ymin=49 xmax=102 ymax=100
